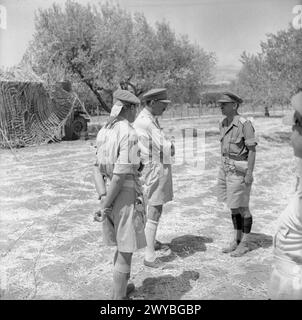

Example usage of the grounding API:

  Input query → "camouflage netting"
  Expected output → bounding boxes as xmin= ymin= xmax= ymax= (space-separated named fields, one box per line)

xmin=0 ymin=80 xmax=82 ymax=148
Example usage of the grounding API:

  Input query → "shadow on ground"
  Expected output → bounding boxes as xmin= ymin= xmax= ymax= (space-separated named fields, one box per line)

xmin=205 ymin=130 xmax=220 ymax=138
xmin=261 ymin=131 xmax=291 ymax=143
xmin=252 ymin=115 xmax=284 ymax=119
xmin=157 ymin=235 xmax=213 ymax=263
xmin=248 ymin=232 xmax=273 ymax=252
xmin=132 ymin=270 xmax=200 ymax=300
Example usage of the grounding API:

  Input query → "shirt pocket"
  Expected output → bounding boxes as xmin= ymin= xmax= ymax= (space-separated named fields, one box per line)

xmin=229 ymin=133 xmax=244 ymax=154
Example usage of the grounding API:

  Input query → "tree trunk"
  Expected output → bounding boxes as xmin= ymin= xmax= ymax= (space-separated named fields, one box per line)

xmin=71 ymin=64 xmax=111 ymax=113
xmin=84 ymin=81 xmax=111 ymax=113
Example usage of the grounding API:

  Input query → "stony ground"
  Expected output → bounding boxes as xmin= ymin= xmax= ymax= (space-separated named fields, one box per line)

xmin=0 ymin=112 xmax=297 ymax=300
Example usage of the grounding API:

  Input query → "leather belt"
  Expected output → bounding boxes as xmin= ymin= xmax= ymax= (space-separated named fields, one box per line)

xmin=222 ymin=154 xmax=247 ymax=161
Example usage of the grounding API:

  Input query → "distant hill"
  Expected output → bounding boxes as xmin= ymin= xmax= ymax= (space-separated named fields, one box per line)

xmin=212 ymin=64 xmax=241 ymax=85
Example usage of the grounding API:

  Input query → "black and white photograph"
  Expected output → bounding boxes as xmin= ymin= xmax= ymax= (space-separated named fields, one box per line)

xmin=0 ymin=0 xmax=302 ymax=303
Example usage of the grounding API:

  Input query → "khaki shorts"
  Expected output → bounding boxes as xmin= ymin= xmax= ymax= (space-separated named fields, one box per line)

xmin=141 ymin=162 xmax=173 ymax=206
xmin=217 ymin=163 xmax=251 ymax=209
xmin=102 ymin=180 xmax=146 ymax=252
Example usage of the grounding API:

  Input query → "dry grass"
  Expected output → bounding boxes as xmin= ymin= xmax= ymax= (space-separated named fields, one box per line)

xmin=0 ymin=112 xmax=296 ymax=300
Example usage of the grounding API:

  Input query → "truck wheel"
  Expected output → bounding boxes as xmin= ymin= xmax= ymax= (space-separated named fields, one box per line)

xmin=71 ymin=116 xmax=88 ymax=139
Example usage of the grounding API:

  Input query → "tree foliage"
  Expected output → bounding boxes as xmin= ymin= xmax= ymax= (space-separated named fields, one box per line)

xmin=23 ymin=1 xmax=216 ymax=112
xmin=232 ymin=25 xmax=302 ymax=107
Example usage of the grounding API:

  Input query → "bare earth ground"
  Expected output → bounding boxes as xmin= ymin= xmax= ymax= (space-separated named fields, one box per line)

xmin=0 ymin=113 xmax=297 ymax=300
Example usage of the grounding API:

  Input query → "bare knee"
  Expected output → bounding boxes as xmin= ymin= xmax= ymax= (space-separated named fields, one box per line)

xmin=240 ymin=207 xmax=252 ymax=218
xmin=147 ymin=205 xmax=163 ymax=222
xmin=114 ymin=251 xmax=133 ymax=273
xmin=231 ymin=208 xmax=241 ymax=215
xmin=118 ymin=251 xmax=133 ymax=265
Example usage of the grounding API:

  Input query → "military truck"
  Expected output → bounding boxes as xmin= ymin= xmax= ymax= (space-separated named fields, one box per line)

xmin=60 ymin=81 xmax=90 ymax=140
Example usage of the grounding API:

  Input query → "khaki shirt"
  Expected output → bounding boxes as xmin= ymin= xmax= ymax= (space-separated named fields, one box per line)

xmin=274 ymin=192 xmax=302 ymax=264
xmin=274 ymin=160 xmax=302 ymax=263
xmin=96 ymin=119 xmax=140 ymax=179
xmin=133 ymin=108 xmax=172 ymax=165
xmin=219 ymin=115 xmax=257 ymax=160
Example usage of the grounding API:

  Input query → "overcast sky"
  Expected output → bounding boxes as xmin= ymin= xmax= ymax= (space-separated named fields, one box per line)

xmin=0 ymin=0 xmax=300 ymax=69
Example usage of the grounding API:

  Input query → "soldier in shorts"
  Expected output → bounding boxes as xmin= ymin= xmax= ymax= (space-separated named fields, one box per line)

xmin=217 ymin=92 xmax=257 ymax=257
xmin=134 ymin=88 xmax=174 ymax=268
xmin=95 ymin=89 xmax=146 ymax=299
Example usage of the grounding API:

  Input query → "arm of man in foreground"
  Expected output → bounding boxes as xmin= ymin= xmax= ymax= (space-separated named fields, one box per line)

xmin=245 ymin=146 xmax=256 ymax=184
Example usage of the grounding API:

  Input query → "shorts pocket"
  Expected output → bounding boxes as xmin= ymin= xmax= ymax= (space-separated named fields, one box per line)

xmin=234 ymin=161 xmax=248 ymax=174
xmin=133 ymin=197 xmax=146 ymax=233
xmin=143 ymin=162 xmax=161 ymax=186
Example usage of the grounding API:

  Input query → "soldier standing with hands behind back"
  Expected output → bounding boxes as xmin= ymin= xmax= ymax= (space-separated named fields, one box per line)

xmin=217 ymin=92 xmax=257 ymax=257
xmin=94 ymin=89 xmax=146 ymax=299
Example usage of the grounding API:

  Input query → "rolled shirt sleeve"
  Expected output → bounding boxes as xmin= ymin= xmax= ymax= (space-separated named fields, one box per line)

xmin=243 ymin=121 xmax=257 ymax=147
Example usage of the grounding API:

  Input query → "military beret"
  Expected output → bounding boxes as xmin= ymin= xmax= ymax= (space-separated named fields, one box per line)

xmin=218 ymin=92 xmax=243 ymax=104
xmin=143 ymin=88 xmax=171 ymax=103
xmin=113 ymin=89 xmax=140 ymax=105
xmin=291 ymin=91 xmax=302 ymax=115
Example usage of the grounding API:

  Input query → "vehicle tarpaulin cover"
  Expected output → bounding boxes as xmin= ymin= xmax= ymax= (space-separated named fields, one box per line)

xmin=0 ymin=81 xmax=81 ymax=148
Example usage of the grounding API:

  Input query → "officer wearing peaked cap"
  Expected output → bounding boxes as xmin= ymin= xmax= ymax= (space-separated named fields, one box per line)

xmin=218 ymin=92 xmax=243 ymax=104
xmin=142 ymin=88 xmax=171 ymax=103
xmin=217 ymin=92 xmax=257 ymax=257
xmin=133 ymin=88 xmax=174 ymax=268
